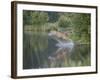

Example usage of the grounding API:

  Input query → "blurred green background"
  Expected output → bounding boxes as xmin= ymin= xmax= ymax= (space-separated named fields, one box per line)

xmin=23 ymin=10 xmax=91 ymax=69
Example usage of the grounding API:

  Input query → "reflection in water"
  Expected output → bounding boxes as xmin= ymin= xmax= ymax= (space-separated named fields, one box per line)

xmin=48 ymin=31 xmax=74 ymax=67
xmin=23 ymin=31 xmax=90 ymax=69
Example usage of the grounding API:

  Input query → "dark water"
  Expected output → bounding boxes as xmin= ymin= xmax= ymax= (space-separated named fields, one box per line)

xmin=23 ymin=32 xmax=91 ymax=69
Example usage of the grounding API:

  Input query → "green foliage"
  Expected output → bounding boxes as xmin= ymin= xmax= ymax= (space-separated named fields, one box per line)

xmin=23 ymin=11 xmax=49 ymax=29
xmin=58 ymin=15 xmax=71 ymax=28
xmin=23 ymin=10 xmax=33 ymax=25
xmin=71 ymin=13 xmax=91 ymax=43
xmin=31 ymin=11 xmax=49 ymax=26
xmin=45 ymin=22 xmax=59 ymax=32
xmin=48 ymin=12 xmax=60 ymax=23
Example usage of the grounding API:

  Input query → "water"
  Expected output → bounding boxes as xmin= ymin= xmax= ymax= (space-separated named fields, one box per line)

xmin=23 ymin=32 xmax=90 ymax=69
